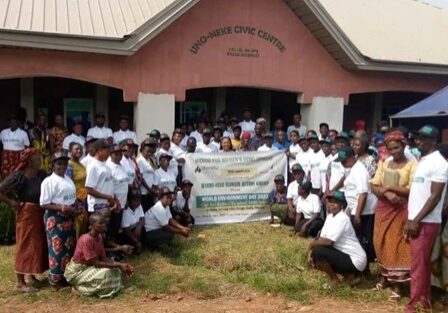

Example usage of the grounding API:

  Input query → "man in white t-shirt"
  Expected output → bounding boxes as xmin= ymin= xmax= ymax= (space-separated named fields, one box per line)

xmin=173 ymin=179 xmax=195 ymax=226
xmin=308 ymin=191 xmax=367 ymax=287
xmin=85 ymin=139 xmax=118 ymax=212
xmin=0 ymin=114 xmax=30 ymax=178
xmin=113 ymin=115 xmax=137 ymax=144
xmin=190 ymin=121 xmax=206 ymax=143
xmin=336 ymin=147 xmax=377 ymax=264
xmin=258 ymin=133 xmax=279 ymax=152
xmin=155 ymin=153 xmax=178 ymax=192
xmin=62 ymin=120 xmax=85 ymax=152
xmin=286 ymin=163 xmax=305 ymax=225
xmin=106 ymin=144 xmax=131 ymax=209
xmin=295 ymin=136 xmax=313 ymax=178
xmin=137 ymin=138 xmax=158 ymax=211
xmin=143 ymin=187 xmax=191 ymax=249
xmin=406 ymin=125 xmax=448 ymax=312
xmin=286 ymin=113 xmax=307 ymax=139
xmin=80 ymin=137 xmax=97 ymax=169
xmin=120 ymin=188 xmax=145 ymax=253
xmin=309 ymin=135 xmax=325 ymax=194
xmin=196 ymin=128 xmax=218 ymax=153
xmin=239 ymin=109 xmax=256 ymax=137
xmin=156 ymin=133 xmax=179 ymax=177
xmin=319 ymin=138 xmax=333 ymax=196
xmin=286 ymin=130 xmax=301 ymax=171
xmin=119 ymin=139 xmax=138 ymax=186
xmin=87 ymin=112 xmax=113 ymax=141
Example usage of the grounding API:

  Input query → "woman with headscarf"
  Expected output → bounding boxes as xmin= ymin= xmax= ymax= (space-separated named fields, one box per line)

xmin=40 ymin=152 xmax=81 ymax=290
xmin=370 ymin=130 xmax=416 ymax=301
xmin=66 ymin=142 xmax=88 ymax=239
xmin=353 ymin=130 xmax=377 ymax=178
xmin=0 ymin=148 xmax=48 ymax=292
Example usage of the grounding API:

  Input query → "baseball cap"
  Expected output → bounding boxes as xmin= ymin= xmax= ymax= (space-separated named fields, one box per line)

xmin=94 ymin=138 xmax=113 ymax=151
xmin=291 ymin=163 xmax=304 ymax=173
xmin=203 ymin=128 xmax=212 ymax=135
xmin=159 ymin=186 xmax=174 ymax=197
xmin=159 ymin=133 xmax=170 ymax=141
xmin=299 ymin=180 xmax=312 ymax=193
xmin=326 ymin=191 xmax=346 ymax=203
xmin=335 ymin=131 xmax=350 ymax=141
xmin=334 ymin=147 xmax=355 ymax=162
xmin=51 ymin=151 xmax=70 ymax=162
xmin=140 ymin=138 xmax=158 ymax=149
xmin=241 ymin=131 xmax=251 ymax=140
xmin=298 ymin=135 xmax=308 ymax=142
xmin=418 ymin=125 xmax=439 ymax=139
xmin=274 ymin=174 xmax=285 ymax=182
xmin=85 ymin=136 xmax=97 ymax=145
xmin=148 ymin=129 xmax=161 ymax=138
xmin=263 ymin=133 xmax=273 ymax=139
xmin=182 ymin=179 xmax=194 ymax=186
xmin=319 ymin=138 xmax=332 ymax=145
xmin=158 ymin=153 xmax=173 ymax=161
xmin=119 ymin=138 xmax=138 ymax=149
xmin=110 ymin=144 xmax=123 ymax=153
xmin=308 ymin=134 xmax=319 ymax=141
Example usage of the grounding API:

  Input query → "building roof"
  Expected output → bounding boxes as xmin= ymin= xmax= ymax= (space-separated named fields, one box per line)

xmin=0 ymin=0 xmax=448 ymax=75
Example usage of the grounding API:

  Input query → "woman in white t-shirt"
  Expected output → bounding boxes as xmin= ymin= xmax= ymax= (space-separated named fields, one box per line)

xmin=154 ymin=153 xmax=178 ymax=192
xmin=308 ymin=191 xmax=367 ymax=288
xmin=40 ymin=152 xmax=81 ymax=289
xmin=119 ymin=188 xmax=144 ymax=254
xmin=294 ymin=181 xmax=323 ymax=238
xmin=106 ymin=144 xmax=131 ymax=210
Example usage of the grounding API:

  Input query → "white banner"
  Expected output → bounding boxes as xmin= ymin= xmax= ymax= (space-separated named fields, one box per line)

xmin=184 ymin=151 xmax=287 ymax=225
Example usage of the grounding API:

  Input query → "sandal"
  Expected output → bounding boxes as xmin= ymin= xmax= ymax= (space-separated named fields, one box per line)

xmin=16 ymin=285 xmax=39 ymax=293
xmin=388 ymin=291 xmax=401 ymax=302
xmin=374 ymin=283 xmax=384 ymax=290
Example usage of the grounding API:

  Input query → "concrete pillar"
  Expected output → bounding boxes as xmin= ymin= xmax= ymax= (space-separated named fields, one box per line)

xmin=20 ymin=78 xmax=34 ymax=122
xmin=135 ymin=93 xmax=175 ymax=143
xmin=301 ymin=96 xmax=344 ymax=132
xmin=214 ymin=88 xmax=226 ymax=120
xmin=258 ymin=89 xmax=271 ymax=125
xmin=95 ymin=85 xmax=109 ymax=126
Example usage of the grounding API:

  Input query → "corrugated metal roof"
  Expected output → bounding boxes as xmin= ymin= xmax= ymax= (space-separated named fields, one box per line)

xmin=318 ymin=0 xmax=448 ymax=65
xmin=0 ymin=0 xmax=178 ymax=38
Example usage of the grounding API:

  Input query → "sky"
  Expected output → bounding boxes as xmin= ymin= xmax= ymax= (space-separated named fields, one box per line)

xmin=424 ymin=0 xmax=448 ymax=8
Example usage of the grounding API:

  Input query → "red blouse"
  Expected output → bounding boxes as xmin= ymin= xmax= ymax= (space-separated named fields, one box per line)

xmin=72 ymin=233 xmax=106 ymax=264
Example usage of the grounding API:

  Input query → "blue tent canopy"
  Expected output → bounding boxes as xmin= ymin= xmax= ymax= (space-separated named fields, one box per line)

xmin=391 ymin=85 xmax=448 ymax=119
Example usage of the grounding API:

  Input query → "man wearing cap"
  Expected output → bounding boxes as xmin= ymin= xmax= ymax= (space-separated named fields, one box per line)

xmin=318 ymin=138 xmax=333 ymax=198
xmin=308 ymin=191 xmax=367 ymax=287
xmin=137 ymin=138 xmax=159 ymax=210
xmin=327 ymin=132 xmax=349 ymax=195
xmin=239 ymin=109 xmax=256 ymax=137
xmin=196 ymin=128 xmax=218 ymax=153
xmin=113 ymin=115 xmax=137 ymax=144
xmin=286 ymin=130 xmax=301 ymax=169
xmin=156 ymin=133 xmax=179 ymax=178
xmin=155 ymin=153 xmax=178 ymax=192
xmin=258 ymin=133 xmax=279 ymax=152
xmin=268 ymin=174 xmax=288 ymax=224
xmin=287 ymin=113 xmax=307 ymax=140
xmin=87 ymin=112 xmax=113 ymax=140
xmin=309 ymin=134 xmax=325 ymax=195
xmin=85 ymin=139 xmax=118 ymax=212
xmin=0 ymin=114 xmax=30 ymax=178
xmin=106 ymin=144 xmax=131 ymax=210
xmin=406 ymin=125 xmax=448 ymax=313
xmin=173 ymin=179 xmax=195 ymax=226
xmin=190 ymin=120 xmax=206 ymax=143
xmin=62 ymin=120 xmax=85 ymax=152
xmin=336 ymin=146 xmax=377 ymax=266
xmin=80 ymin=137 xmax=97 ymax=169
xmin=294 ymin=136 xmax=313 ymax=177
xmin=286 ymin=164 xmax=306 ymax=225
xmin=143 ymin=186 xmax=191 ymax=248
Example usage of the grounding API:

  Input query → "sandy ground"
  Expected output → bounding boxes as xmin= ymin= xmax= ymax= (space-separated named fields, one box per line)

xmin=1 ymin=292 xmax=406 ymax=313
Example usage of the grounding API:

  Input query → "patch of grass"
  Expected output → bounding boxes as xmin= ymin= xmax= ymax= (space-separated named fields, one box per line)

xmin=0 ymin=222 xmax=407 ymax=309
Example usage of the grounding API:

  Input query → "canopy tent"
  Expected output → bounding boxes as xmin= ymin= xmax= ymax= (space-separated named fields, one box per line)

xmin=391 ymin=85 xmax=448 ymax=119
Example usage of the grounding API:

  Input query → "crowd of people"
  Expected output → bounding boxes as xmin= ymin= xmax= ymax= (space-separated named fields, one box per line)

xmin=0 ymin=108 xmax=447 ymax=312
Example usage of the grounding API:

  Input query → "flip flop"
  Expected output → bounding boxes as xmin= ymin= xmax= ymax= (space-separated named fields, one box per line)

xmin=388 ymin=291 xmax=401 ymax=302
xmin=374 ymin=282 xmax=384 ymax=290
xmin=16 ymin=285 xmax=39 ymax=293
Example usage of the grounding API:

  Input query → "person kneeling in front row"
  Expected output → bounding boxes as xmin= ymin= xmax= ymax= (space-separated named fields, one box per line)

xmin=308 ymin=191 xmax=367 ymax=289
xmin=294 ymin=180 xmax=323 ymax=238
xmin=143 ymin=187 xmax=191 ymax=249
xmin=64 ymin=213 xmax=134 ymax=298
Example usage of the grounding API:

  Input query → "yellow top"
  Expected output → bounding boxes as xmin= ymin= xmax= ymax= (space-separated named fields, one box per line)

xmin=370 ymin=159 xmax=417 ymax=189
xmin=68 ymin=160 xmax=88 ymax=200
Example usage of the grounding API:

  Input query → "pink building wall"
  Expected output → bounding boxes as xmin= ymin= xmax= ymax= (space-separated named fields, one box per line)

xmin=0 ymin=0 xmax=446 ymax=103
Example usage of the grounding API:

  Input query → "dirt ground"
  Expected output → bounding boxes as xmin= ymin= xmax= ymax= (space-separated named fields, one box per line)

xmin=1 ymin=292 xmax=406 ymax=313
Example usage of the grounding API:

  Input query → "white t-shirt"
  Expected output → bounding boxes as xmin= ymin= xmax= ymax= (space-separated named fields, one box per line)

xmin=121 ymin=205 xmax=144 ymax=229
xmin=196 ymin=141 xmax=219 ymax=153
xmin=120 ymin=156 xmax=137 ymax=185
xmin=106 ymin=159 xmax=130 ymax=209
xmin=0 ymin=128 xmax=30 ymax=151
xmin=62 ymin=133 xmax=85 ymax=150
xmin=85 ymin=158 xmax=114 ymax=212
xmin=40 ymin=173 xmax=76 ymax=206
xmin=320 ymin=211 xmax=367 ymax=271
xmin=180 ymin=135 xmax=189 ymax=151
xmin=343 ymin=161 xmax=377 ymax=215
xmin=329 ymin=159 xmax=346 ymax=191
xmin=295 ymin=149 xmax=313 ymax=176
xmin=287 ymin=180 xmax=300 ymax=203
xmin=239 ymin=120 xmax=256 ymax=136
xmin=174 ymin=191 xmax=194 ymax=213
xmin=288 ymin=143 xmax=302 ymax=167
xmin=286 ymin=125 xmax=307 ymax=138
xmin=136 ymin=155 xmax=157 ymax=195
xmin=87 ymin=126 xmax=113 ymax=139
xmin=156 ymin=147 xmax=179 ymax=177
xmin=144 ymin=200 xmax=172 ymax=231
xmin=80 ymin=154 xmax=94 ymax=170
xmin=319 ymin=155 xmax=333 ymax=193
xmin=310 ymin=150 xmax=325 ymax=189
xmin=295 ymin=193 xmax=321 ymax=218
xmin=170 ymin=143 xmax=185 ymax=159
xmin=258 ymin=144 xmax=279 ymax=152
xmin=189 ymin=130 xmax=203 ymax=143
xmin=408 ymin=150 xmax=448 ymax=223
xmin=113 ymin=129 xmax=137 ymax=144
xmin=155 ymin=168 xmax=177 ymax=192
xmin=211 ymin=140 xmax=220 ymax=151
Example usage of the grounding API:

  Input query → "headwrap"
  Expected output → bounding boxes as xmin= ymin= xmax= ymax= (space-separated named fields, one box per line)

xmin=384 ymin=130 xmax=406 ymax=145
xmin=14 ymin=148 xmax=41 ymax=171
